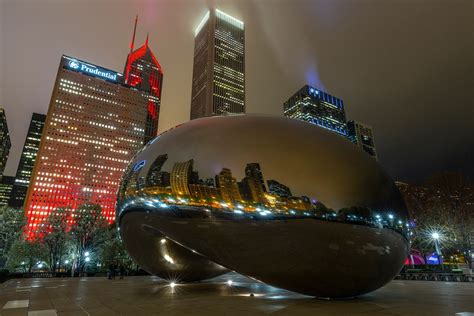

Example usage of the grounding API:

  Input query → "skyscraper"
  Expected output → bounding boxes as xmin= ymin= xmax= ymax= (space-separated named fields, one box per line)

xmin=9 ymin=113 xmax=46 ymax=208
xmin=146 ymin=154 xmax=169 ymax=187
xmin=284 ymin=85 xmax=347 ymax=137
xmin=190 ymin=9 xmax=245 ymax=119
xmin=240 ymin=176 xmax=266 ymax=204
xmin=0 ymin=176 xmax=14 ymax=207
xmin=267 ymin=179 xmax=292 ymax=198
xmin=347 ymin=120 xmax=378 ymax=160
xmin=0 ymin=108 xmax=11 ymax=180
xmin=245 ymin=163 xmax=266 ymax=192
xmin=171 ymin=159 xmax=193 ymax=196
xmin=24 ymin=55 xmax=148 ymax=237
xmin=215 ymin=168 xmax=241 ymax=204
xmin=123 ymin=16 xmax=164 ymax=145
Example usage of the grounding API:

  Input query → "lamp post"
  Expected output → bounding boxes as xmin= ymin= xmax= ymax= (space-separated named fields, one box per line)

xmin=431 ymin=232 xmax=443 ymax=264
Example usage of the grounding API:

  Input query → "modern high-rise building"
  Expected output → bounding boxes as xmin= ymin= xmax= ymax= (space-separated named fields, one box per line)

xmin=24 ymin=55 xmax=148 ymax=237
xmin=215 ymin=168 xmax=241 ymax=204
xmin=239 ymin=163 xmax=266 ymax=204
xmin=245 ymin=163 xmax=266 ymax=192
xmin=0 ymin=108 xmax=11 ymax=180
xmin=146 ymin=154 xmax=169 ymax=187
xmin=240 ymin=176 xmax=266 ymax=204
xmin=190 ymin=9 xmax=245 ymax=119
xmin=283 ymin=85 xmax=347 ymax=137
xmin=189 ymin=183 xmax=221 ymax=201
xmin=267 ymin=179 xmax=292 ymax=198
xmin=347 ymin=120 xmax=378 ymax=160
xmin=9 ymin=113 xmax=46 ymax=208
xmin=170 ymin=159 xmax=193 ymax=196
xmin=123 ymin=17 xmax=164 ymax=144
xmin=0 ymin=176 xmax=15 ymax=207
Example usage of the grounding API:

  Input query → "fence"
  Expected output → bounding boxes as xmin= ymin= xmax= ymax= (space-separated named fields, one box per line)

xmin=395 ymin=273 xmax=473 ymax=282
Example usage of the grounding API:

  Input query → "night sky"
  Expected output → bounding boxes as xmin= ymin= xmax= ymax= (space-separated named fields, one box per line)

xmin=0 ymin=0 xmax=472 ymax=182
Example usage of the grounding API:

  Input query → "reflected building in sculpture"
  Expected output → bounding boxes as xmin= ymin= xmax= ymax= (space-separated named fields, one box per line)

xmin=117 ymin=115 xmax=409 ymax=298
xmin=190 ymin=9 xmax=245 ymax=119
xmin=171 ymin=159 xmax=193 ymax=196
xmin=215 ymin=168 xmax=241 ymax=204
xmin=267 ymin=179 xmax=292 ymax=198
xmin=146 ymin=154 xmax=169 ymax=187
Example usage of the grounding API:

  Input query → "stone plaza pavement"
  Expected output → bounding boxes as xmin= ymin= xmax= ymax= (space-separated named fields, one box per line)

xmin=1 ymin=273 xmax=473 ymax=315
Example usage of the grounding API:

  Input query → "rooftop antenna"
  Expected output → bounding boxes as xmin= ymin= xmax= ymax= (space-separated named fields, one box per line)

xmin=130 ymin=14 xmax=138 ymax=53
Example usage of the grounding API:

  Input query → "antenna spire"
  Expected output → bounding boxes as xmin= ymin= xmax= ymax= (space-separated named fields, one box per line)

xmin=130 ymin=14 xmax=138 ymax=53
xmin=145 ymin=32 xmax=149 ymax=46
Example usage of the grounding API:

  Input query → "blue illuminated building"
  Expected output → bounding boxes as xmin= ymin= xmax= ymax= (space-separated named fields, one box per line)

xmin=283 ymin=85 xmax=347 ymax=137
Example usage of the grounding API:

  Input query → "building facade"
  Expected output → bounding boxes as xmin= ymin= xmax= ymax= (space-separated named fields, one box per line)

xmin=123 ymin=19 xmax=164 ymax=144
xmin=190 ymin=9 xmax=245 ymax=119
xmin=267 ymin=179 xmax=292 ymax=198
xmin=215 ymin=168 xmax=241 ymax=203
xmin=146 ymin=154 xmax=169 ymax=187
xmin=347 ymin=120 xmax=378 ymax=160
xmin=0 ymin=176 xmax=14 ymax=207
xmin=0 ymin=108 xmax=11 ymax=180
xmin=283 ymin=85 xmax=347 ymax=137
xmin=24 ymin=55 xmax=148 ymax=237
xmin=170 ymin=159 xmax=193 ymax=196
xmin=9 ymin=113 xmax=46 ymax=208
xmin=189 ymin=183 xmax=221 ymax=201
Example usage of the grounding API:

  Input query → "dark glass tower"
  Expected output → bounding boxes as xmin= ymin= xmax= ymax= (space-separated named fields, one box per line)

xmin=245 ymin=163 xmax=266 ymax=192
xmin=267 ymin=179 xmax=292 ymax=198
xmin=0 ymin=108 xmax=11 ymax=180
xmin=347 ymin=120 xmax=378 ymax=160
xmin=0 ymin=176 xmax=14 ymax=207
xmin=190 ymin=9 xmax=245 ymax=119
xmin=124 ymin=16 xmax=164 ymax=144
xmin=284 ymin=85 xmax=347 ymax=137
xmin=9 ymin=113 xmax=46 ymax=208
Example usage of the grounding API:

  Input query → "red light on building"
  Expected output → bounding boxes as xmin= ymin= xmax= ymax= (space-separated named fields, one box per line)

xmin=124 ymin=17 xmax=164 ymax=144
xmin=24 ymin=55 xmax=148 ymax=238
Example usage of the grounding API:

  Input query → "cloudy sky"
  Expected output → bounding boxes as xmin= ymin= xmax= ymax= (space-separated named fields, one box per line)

xmin=0 ymin=0 xmax=472 ymax=182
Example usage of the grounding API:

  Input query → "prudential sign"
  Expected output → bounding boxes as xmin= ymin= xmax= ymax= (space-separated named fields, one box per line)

xmin=67 ymin=60 xmax=118 ymax=82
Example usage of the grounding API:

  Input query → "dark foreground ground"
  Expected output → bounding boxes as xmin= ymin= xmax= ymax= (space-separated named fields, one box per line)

xmin=1 ymin=273 xmax=473 ymax=315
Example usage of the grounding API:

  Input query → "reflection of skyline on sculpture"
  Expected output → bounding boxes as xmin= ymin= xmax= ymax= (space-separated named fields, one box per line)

xmin=118 ymin=152 xmax=408 ymax=237
xmin=122 ymin=155 xmax=315 ymax=212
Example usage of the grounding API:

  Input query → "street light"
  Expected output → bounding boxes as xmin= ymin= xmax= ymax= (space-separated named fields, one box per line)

xmin=431 ymin=231 xmax=443 ymax=264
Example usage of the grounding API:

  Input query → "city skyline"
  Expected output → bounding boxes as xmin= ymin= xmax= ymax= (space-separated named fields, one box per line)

xmin=0 ymin=0 xmax=472 ymax=182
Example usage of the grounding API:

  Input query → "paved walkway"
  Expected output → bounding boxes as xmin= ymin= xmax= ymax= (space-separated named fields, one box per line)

xmin=1 ymin=273 xmax=473 ymax=315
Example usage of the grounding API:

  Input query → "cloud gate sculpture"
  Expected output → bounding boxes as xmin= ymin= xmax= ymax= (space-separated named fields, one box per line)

xmin=116 ymin=114 xmax=409 ymax=298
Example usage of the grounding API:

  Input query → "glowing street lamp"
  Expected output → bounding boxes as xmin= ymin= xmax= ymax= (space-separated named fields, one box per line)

xmin=431 ymin=232 xmax=443 ymax=263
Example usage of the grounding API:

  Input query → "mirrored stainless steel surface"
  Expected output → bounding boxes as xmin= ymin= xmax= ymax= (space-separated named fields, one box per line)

xmin=117 ymin=114 xmax=409 ymax=298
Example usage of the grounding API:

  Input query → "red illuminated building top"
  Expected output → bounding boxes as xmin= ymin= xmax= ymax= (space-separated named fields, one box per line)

xmin=124 ymin=15 xmax=164 ymax=144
